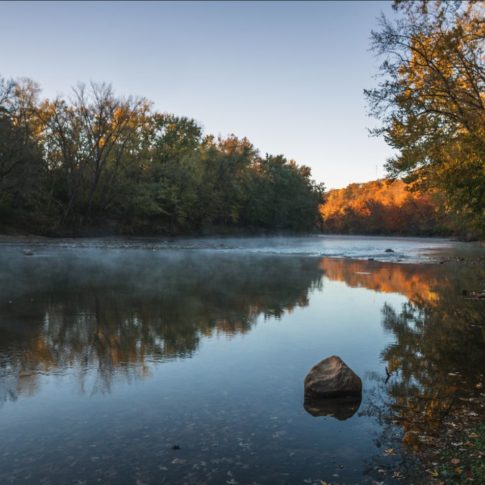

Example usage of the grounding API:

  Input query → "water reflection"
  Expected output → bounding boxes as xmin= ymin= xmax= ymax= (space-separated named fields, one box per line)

xmin=303 ymin=396 xmax=362 ymax=421
xmin=319 ymin=257 xmax=443 ymax=303
xmin=0 ymin=251 xmax=323 ymax=402
xmin=0 ymin=246 xmax=483 ymax=483
xmin=320 ymin=259 xmax=485 ymax=453
xmin=379 ymin=277 xmax=484 ymax=452
xmin=2 ymin=251 xmax=482 ymax=422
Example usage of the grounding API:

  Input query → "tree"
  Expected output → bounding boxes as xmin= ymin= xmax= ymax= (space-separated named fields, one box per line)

xmin=141 ymin=114 xmax=205 ymax=231
xmin=242 ymin=154 xmax=325 ymax=231
xmin=366 ymin=0 xmax=485 ymax=236
xmin=0 ymin=76 xmax=49 ymax=230
xmin=45 ymin=82 xmax=150 ymax=225
xmin=199 ymin=135 xmax=257 ymax=227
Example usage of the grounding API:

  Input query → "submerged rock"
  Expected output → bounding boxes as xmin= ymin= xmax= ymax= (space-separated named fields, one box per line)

xmin=304 ymin=355 xmax=362 ymax=399
xmin=304 ymin=395 xmax=361 ymax=421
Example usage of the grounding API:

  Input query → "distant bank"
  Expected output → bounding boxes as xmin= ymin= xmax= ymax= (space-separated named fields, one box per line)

xmin=319 ymin=179 xmax=480 ymax=241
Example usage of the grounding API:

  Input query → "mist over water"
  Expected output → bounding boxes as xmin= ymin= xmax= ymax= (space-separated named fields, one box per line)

xmin=0 ymin=234 xmax=479 ymax=262
xmin=0 ymin=237 xmax=483 ymax=484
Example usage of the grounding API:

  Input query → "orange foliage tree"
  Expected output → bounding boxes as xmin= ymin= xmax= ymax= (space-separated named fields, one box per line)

xmin=320 ymin=179 xmax=449 ymax=235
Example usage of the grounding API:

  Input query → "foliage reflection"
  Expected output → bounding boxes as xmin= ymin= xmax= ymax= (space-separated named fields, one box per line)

xmin=0 ymin=251 xmax=323 ymax=401
xmin=322 ymin=258 xmax=485 ymax=453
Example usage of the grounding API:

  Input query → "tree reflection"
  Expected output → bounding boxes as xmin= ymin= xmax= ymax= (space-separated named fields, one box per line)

xmin=380 ymin=294 xmax=484 ymax=451
xmin=318 ymin=257 xmax=484 ymax=454
xmin=370 ymin=265 xmax=484 ymax=453
xmin=319 ymin=257 xmax=443 ymax=303
xmin=0 ymin=251 xmax=324 ymax=401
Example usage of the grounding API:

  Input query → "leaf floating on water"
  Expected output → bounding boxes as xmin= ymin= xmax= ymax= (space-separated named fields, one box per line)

xmin=171 ymin=458 xmax=186 ymax=465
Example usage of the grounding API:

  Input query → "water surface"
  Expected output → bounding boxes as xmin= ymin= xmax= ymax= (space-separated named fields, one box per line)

xmin=0 ymin=237 xmax=483 ymax=484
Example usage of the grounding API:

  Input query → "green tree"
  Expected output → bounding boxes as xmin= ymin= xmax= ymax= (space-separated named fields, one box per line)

xmin=0 ymin=76 xmax=50 ymax=231
xmin=142 ymin=114 xmax=204 ymax=231
xmin=45 ymin=82 xmax=150 ymax=226
xmin=243 ymin=155 xmax=325 ymax=231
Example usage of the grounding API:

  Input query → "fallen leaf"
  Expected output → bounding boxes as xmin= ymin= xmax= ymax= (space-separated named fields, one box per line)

xmin=451 ymin=458 xmax=460 ymax=465
xmin=171 ymin=458 xmax=186 ymax=465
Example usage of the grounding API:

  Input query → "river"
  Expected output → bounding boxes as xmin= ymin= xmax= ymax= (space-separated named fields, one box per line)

xmin=0 ymin=236 xmax=483 ymax=484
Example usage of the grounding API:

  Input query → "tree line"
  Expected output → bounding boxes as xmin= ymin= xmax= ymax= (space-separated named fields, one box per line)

xmin=2 ymin=0 xmax=483 ymax=238
xmin=0 ymin=77 xmax=325 ymax=236
xmin=320 ymin=179 xmax=452 ymax=236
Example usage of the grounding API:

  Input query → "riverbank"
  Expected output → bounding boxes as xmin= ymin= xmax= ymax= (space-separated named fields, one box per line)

xmin=424 ymin=401 xmax=485 ymax=483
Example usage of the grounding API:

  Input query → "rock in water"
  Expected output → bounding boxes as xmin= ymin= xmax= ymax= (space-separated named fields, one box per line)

xmin=304 ymin=355 xmax=362 ymax=399
xmin=384 ymin=248 xmax=394 ymax=253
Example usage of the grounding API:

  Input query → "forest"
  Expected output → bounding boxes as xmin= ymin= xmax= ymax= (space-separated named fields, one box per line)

xmin=1 ymin=2 xmax=483 ymax=239
xmin=320 ymin=179 xmax=452 ymax=236
xmin=0 ymin=77 xmax=324 ymax=236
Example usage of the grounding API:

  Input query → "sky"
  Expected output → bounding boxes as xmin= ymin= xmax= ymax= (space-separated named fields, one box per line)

xmin=0 ymin=1 xmax=396 ymax=189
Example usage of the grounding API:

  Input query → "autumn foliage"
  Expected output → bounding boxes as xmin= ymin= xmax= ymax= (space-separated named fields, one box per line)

xmin=320 ymin=179 xmax=449 ymax=235
xmin=0 ymin=78 xmax=324 ymax=236
xmin=366 ymin=1 xmax=485 ymax=236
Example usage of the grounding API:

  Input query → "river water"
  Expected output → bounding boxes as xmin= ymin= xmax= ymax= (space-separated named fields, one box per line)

xmin=0 ymin=236 xmax=483 ymax=484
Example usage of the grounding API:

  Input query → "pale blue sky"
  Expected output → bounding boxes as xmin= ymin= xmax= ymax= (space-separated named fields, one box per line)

xmin=1 ymin=1 xmax=395 ymax=188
